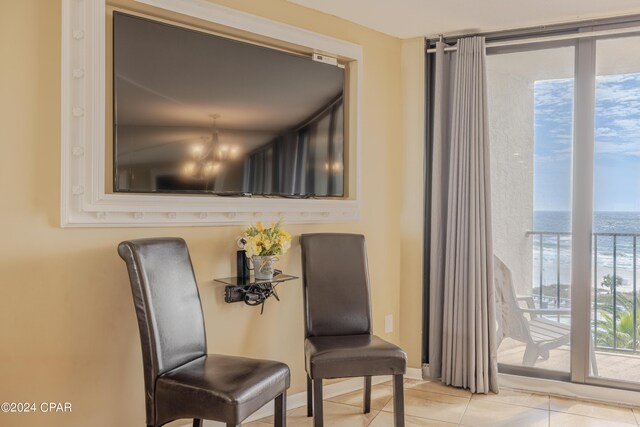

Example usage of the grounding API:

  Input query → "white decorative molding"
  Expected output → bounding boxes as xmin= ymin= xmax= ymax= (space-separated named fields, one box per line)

xmin=60 ymin=0 xmax=363 ymax=227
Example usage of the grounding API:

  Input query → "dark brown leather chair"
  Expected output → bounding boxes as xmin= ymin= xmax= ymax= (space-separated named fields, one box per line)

xmin=300 ymin=233 xmax=406 ymax=427
xmin=118 ymin=238 xmax=290 ymax=427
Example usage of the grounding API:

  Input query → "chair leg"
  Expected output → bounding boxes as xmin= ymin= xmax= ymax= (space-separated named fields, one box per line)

xmin=312 ymin=378 xmax=323 ymax=427
xmin=363 ymin=376 xmax=372 ymax=413
xmin=193 ymin=420 xmax=202 ymax=427
xmin=275 ymin=391 xmax=286 ymax=427
xmin=307 ymin=374 xmax=313 ymax=417
xmin=393 ymin=374 xmax=404 ymax=427
xmin=523 ymin=344 xmax=540 ymax=366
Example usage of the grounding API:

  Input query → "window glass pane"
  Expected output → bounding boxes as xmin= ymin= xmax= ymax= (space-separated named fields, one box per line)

xmin=487 ymin=46 xmax=575 ymax=373
xmin=591 ymin=36 xmax=640 ymax=384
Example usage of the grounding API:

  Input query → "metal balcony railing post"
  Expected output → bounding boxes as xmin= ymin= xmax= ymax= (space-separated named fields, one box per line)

xmin=557 ymin=234 xmax=561 ymax=308
xmin=613 ymin=235 xmax=618 ymax=350
xmin=539 ymin=234 xmax=544 ymax=307
xmin=594 ymin=235 xmax=598 ymax=346
xmin=634 ymin=235 xmax=637 ymax=352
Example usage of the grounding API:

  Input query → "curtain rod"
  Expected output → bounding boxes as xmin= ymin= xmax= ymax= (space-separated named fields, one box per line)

xmin=426 ymin=24 xmax=640 ymax=53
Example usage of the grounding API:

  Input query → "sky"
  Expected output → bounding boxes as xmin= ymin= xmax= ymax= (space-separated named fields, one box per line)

xmin=534 ymin=74 xmax=640 ymax=212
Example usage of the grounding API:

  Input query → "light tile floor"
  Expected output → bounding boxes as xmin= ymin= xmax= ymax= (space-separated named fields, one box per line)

xmin=247 ymin=378 xmax=640 ymax=426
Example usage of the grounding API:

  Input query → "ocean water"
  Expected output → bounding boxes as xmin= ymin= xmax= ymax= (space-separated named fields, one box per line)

xmin=532 ymin=211 xmax=640 ymax=292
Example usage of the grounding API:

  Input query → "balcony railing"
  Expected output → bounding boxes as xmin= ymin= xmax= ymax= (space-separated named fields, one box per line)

xmin=526 ymin=231 xmax=639 ymax=353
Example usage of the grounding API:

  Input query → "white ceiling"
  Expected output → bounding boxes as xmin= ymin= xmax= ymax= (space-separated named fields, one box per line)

xmin=287 ymin=0 xmax=640 ymax=38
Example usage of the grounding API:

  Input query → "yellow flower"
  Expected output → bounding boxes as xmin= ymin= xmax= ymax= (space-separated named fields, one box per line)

xmin=243 ymin=221 xmax=291 ymax=256
xmin=262 ymin=238 xmax=273 ymax=250
xmin=278 ymin=230 xmax=291 ymax=240
xmin=244 ymin=238 xmax=260 ymax=258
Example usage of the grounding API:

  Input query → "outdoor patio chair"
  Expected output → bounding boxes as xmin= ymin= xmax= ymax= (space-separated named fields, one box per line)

xmin=494 ymin=255 xmax=598 ymax=375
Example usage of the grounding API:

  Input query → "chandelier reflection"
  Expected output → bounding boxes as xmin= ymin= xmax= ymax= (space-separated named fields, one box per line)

xmin=182 ymin=114 xmax=239 ymax=179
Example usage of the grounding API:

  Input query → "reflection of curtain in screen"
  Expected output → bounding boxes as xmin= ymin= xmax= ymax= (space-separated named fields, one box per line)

xmin=329 ymin=102 xmax=344 ymax=196
xmin=300 ymin=97 xmax=343 ymax=196
xmin=264 ymin=147 xmax=273 ymax=194
xmin=242 ymin=157 xmax=251 ymax=193
xmin=295 ymin=130 xmax=309 ymax=195
xmin=273 ymin=135 xmax=295 ymax=194
xmin=247 ymin=150 xmax=264 ymax=194
xmin=244 ymin=96 xmax=343 ymax=196
xmin=246 ymin=147 xmax=274 ymax=194
xmin=310 ymin=114 xmax=331 ymax=196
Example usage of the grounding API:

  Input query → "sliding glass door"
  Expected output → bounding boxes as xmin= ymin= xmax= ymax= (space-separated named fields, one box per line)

xmin=486 ymin=44 xmax=576 ymax=377
xmin=589 ymin=35 xmax=640 ymax=387
xmin=486 ymin=33 xmax=640 ymax=390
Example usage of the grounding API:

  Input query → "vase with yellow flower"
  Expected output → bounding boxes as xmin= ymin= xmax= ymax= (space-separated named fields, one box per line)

xmin=243 ymin=221 xmax=291 ymax=280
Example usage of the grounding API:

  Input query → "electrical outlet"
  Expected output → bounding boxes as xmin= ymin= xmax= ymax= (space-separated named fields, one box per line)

xmin=384 ymin=314 xmax=393 ymax=333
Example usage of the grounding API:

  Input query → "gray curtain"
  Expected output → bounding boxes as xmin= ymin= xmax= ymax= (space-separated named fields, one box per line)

xmin=428 ymin=36 xmax=498 ymax=393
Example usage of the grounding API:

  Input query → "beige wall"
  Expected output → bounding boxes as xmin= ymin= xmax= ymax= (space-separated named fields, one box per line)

xmin=399 ymin=38 xmax=426 ymax=368
xmin=0 ymin=1 xmax=424 ymax=426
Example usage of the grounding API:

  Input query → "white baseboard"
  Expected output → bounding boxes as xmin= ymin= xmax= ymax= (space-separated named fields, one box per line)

xmin=406 ymin=367 xmax=422 ymax=380
xmin=180 ymin=368 xmax=423 ymax=427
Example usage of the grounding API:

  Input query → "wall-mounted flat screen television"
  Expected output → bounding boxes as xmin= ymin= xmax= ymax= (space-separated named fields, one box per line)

xmin=113 ymin=12 xmax=345 ymax=197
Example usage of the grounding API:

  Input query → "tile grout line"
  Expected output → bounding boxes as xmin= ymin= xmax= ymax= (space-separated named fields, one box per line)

xmin=547 ymin=407 xmax=639 ymax=426
xmin=366 ymin=409 xmax=380 ymax=427
xmin=458 ymin=392 xmax=473 ymax=426
xmin=256 ymin=380 xmax=639 ymax=426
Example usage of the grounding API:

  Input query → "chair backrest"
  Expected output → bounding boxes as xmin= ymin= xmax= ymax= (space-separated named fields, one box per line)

xmin=118 ymin=238 xmax=206 ymax=421
xmin=300 ymin=233 xmax=372 ymax=338
xmin=493 ymin=255 xmax=531 ymax=343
